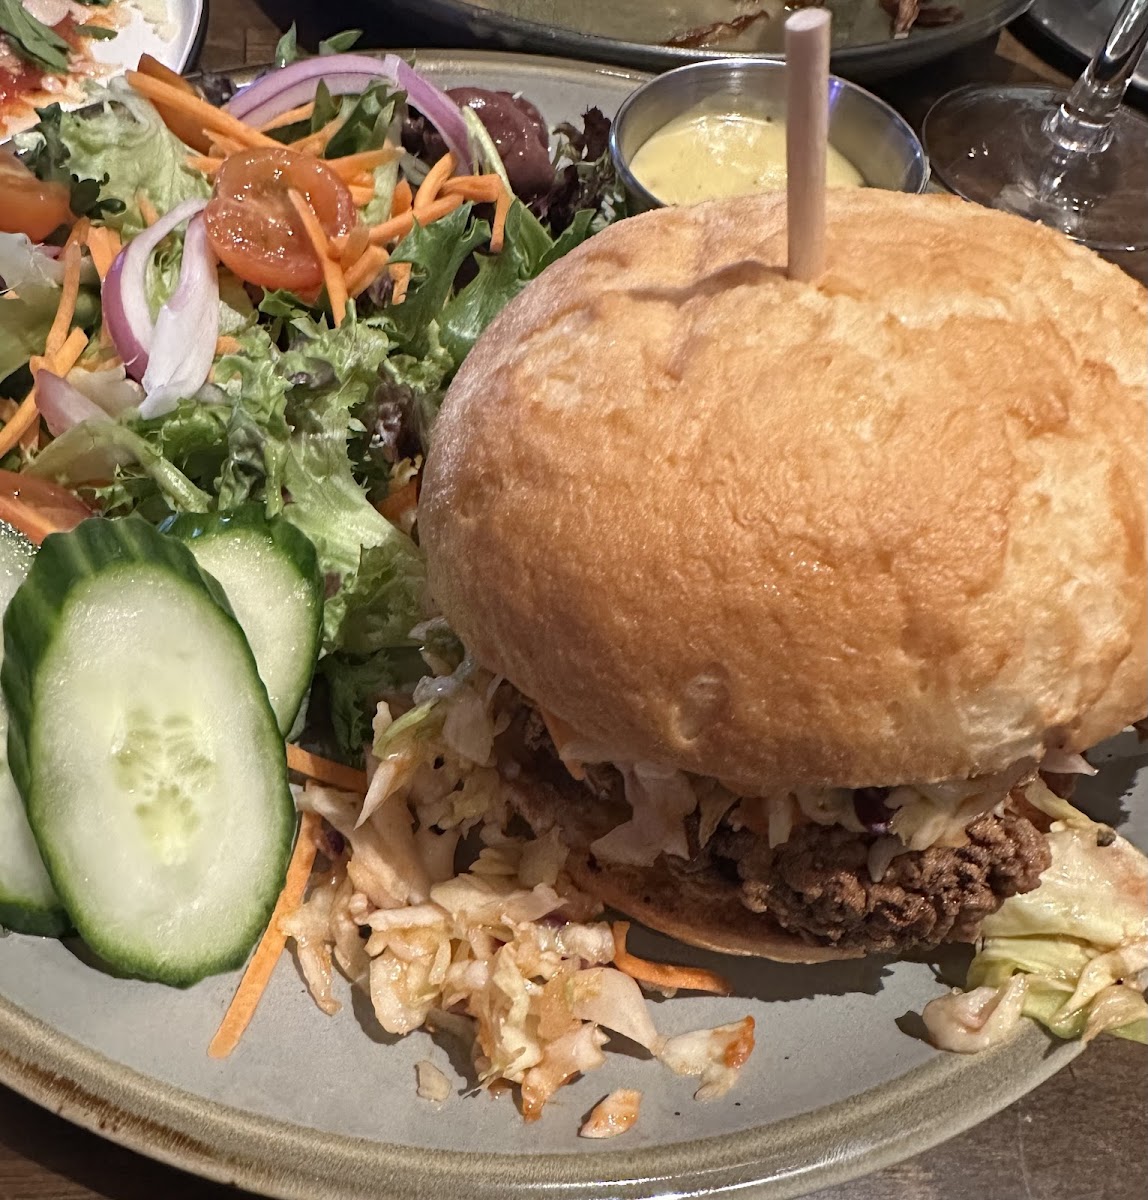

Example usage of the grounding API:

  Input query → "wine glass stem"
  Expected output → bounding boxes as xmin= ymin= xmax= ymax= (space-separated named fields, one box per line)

xmin=1044 ymin=0 xmax=1148 ymax=153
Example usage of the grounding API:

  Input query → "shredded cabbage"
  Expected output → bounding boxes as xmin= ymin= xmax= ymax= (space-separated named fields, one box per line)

xmin=288 ymin=667 xmax=756 ymax=1124
xmin=924 ymin=800 xmax=1148 ymax=1051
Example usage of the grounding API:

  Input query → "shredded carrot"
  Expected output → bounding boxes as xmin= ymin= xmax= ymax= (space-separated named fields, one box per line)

xmin=290 ymin=116 xmax=343 ymax=156
xmin=344 ymin=245 xmax=389 ymax=296
xmin=186 ymin=154 xmax=224 ymax=175
xmin=491 ymin=186 xmax=512 ymax=254
xmin=439 ymin=175 xmax=501 ymax=201
xmin=0 ymin=495 xmax=62 ymax=545
xmin=126 ymin=71 xmax=279 ymax=150
xmin=208 ymin=133 xmax=246 ymax=157
xmin=137 ymin=192 xmax=160 ymax=227
xmin=336 ymin=221 xmax=370 ymax=269
xmin=389 ymin=261 xmax=412 ymax=306
xmin=214 ymin=335 xmax=242 ymax=356
xmin=612 ymin=922 xmax=733 ymax=996
xmin=0 ymin=329 xmax=88 ymax=459
xmin=439 ymin=175 xmax=511 ymax=252
xmin=287 ymin=189 xmax=347 ymax=326
xmin=391 ymin=178 xmax=413 ymax=216
xmin=258 ymin=100 xmax=316 ymax=132
xmin=377 ymin=478 xmax=417 ymax=524
xmin=208 ymin=811 xmax=322 ymax=1059
xmin=45 ymin=237 xmax=83 ymax=357
xmin=414 ymin=152 xmax=456 ymax=213
xmin=49 ymin=327 xmax=89 ymax=373
xmin=348 ymin=184 xmax=376 ymax=207
xmin=367 ymin=194 xmax=463 ymax=247
xmin=86 ymin=226 xmax=122 ymax=280
xmin=327 ymin=146 xmax=401 ymax=181
xmin=285 ymin=744 xmax=368 ymax=793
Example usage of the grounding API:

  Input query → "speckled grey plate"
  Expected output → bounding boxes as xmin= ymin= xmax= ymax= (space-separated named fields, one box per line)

xmin=377 ymin=0 xmax=1034 ymax=79
xmin=1 ymin=48 xmax=1144 ymax=1200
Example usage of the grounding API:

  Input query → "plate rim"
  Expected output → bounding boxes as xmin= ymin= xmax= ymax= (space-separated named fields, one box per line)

xmin=0 ymin=43 xmax=1087 ymax=1200
xmin=0 ymin=982 xmax=1082 ymax=1200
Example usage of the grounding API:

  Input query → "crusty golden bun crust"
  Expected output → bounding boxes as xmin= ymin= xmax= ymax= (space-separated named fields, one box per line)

xmin=504 ymin=774 xmax=855 ymax=962
xmin=421 ymin=190 xmax=1148 ymax=792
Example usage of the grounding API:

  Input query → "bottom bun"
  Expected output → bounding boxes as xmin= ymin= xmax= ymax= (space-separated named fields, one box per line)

xmin=505 ymin=773 xmax=859 ymax=965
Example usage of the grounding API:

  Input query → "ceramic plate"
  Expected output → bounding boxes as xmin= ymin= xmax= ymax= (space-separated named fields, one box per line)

xmin=372 ymin=0 xmax=1033 ymax=79
xmin=1 ymin=47 xmax=1143 ymax=1200
xmin=1 ymin=0 xmax=206 ymax=137
xmin=1025 ymin=0 xmax=1147 ymax=96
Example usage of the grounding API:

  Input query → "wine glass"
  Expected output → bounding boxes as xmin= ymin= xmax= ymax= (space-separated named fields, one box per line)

xmin=922 ymin=0 xmax=1148 ymax=253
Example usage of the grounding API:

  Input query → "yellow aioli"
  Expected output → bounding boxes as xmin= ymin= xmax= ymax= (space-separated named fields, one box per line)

xmin=629 ymin=100 xmax=865 ymax=206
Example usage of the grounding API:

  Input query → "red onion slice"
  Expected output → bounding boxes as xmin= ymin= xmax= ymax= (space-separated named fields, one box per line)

xmin=224 ymin=52 xmax=472 ymax=172
xmin=101 ymin=197 xmax=208 ymax=381
xmin=139 ymin=216 xmax=220 ymax=419
xmin=35 ymin=370 xmax=111 ymax=437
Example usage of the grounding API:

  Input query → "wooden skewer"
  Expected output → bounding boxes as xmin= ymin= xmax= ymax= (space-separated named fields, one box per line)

xmin=785 ymin=7 xmax=832 ymax=283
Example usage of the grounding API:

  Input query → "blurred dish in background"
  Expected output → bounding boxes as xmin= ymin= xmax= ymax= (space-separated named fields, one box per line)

xmin=376 ymin=0 xmax=1032 ymax=78
xmin=0 ymin=0 xmax=204 ymax=137
xmin=1027 ymin=0 xmax=1148 ymax=95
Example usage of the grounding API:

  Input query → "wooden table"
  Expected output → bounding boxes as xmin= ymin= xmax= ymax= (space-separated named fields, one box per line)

xmin=1 ymin=3 xmax=1145 ymax=1197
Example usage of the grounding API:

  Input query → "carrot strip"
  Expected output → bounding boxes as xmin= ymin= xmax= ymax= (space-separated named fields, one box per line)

xmin=367 ymin=194 xmax=462 ymax=246
xmin=45 ymin=237 xmax=83 ymax=357
xmin=0 ymin=495 xmax=62 ymax=545
xmin=126 ymin=71 xmax=279 ymax=150
xmin=391 ymin=178 xmax=413 ymax=216
xmin=0 ymin=329 xmax=88 ymax=459
xmin=257 ymin=100 xmax=316 ymax=132
xmin=137 ymin=192 xmax=160 ymax=227
xmin=287 ymin=189 xmax=347 ymax=326
xmin=208 ymin=811 xmax=322 ymax=1059
xmin=440 ymin=176 xmax=511 ymax=252
xmin=348 ymin=184 xmax=375 ymax=207
xmin=208 ymin=133 xmax=246 ymax=157
xmin=414 ymin=152 xmax=456 ymax=213
xmin=612 ymin=922 xmax=732 ymax=996
xmin=290 ymin=116 xmax=343 ymax=156
xmin=285 ymin=744 xmax=368 ymax=793
xmin=439 ymin=175 xmax=501 ymax=201
xmin=85 ymin=226 xmax=122 ymax=279
xmin=336 ymin=221 xmax=370 ymax=269
xmin=390 ymin=261 xmax=412 ymax=306
xmin=344 ymin=246 xmax=389 ymax=297
xmin=186 ymin=154 xmax=224 ymax=175
xmin=378 ymin=478 xmax=417 ymax=524
xmin=491 ymin=186 xmax=512 ymax=255
xmin=327 ymin=146 xmax=401 ymax=181
xmin=214 ymin=335 xmax=242 ymax=356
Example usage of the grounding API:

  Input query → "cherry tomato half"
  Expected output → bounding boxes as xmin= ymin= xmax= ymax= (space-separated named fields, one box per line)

xmin=203 ymin=147 xmax=356 ymax=292
xmin=0 ymin=150 xmax=74 ymax=243
xmin=0 ymin=469 xmax=92 ymax=532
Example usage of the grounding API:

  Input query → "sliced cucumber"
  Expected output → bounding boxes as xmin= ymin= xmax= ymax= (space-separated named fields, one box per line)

xmin=2 ymin=517 xmax=294 ymax=985
xmin=0 ymin=520 xmax=68 ymax=936
xmin=162 ymin=507 xmax=323 ymax=736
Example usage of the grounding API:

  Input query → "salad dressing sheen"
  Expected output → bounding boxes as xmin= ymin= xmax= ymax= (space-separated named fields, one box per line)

xmin=629 ymin=100 xmax=865 ymax=205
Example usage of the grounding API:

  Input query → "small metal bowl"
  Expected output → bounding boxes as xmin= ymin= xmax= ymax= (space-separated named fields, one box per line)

xmin=610 ymin=58 xmax=929 ymax=211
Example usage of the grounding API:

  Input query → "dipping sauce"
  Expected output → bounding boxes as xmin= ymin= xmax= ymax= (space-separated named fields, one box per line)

xmin=629 ymin=99 xmax=865 ymax=206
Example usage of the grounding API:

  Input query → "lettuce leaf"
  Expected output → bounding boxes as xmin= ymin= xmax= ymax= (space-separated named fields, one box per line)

xmin=0 ymin=233 xmax=100 ymax=385
xmin=276 ymin=313 xmax=426 ymax=649
xmin=36 ymin=82 xmax=210 ymax=236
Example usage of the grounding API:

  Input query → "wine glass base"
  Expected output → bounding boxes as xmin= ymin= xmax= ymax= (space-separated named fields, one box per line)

xmin=923 ymin=84 xmax=1148 ymax=253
